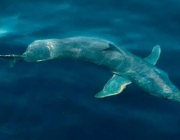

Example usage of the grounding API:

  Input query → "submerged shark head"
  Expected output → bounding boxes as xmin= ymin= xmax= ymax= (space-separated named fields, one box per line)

xmin=22 ymin=40 xmax=54 ymax=62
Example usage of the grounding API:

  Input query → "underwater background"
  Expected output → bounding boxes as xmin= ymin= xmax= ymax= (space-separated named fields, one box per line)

xmin=0 ymin=0 xmax=180 ymax=140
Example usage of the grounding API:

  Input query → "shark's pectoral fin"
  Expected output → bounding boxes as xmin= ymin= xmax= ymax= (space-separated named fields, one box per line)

xmin=95 ymin=75 xmax=131 ymax=98
xmin=144 ymin=45 xmax=161 ymax=65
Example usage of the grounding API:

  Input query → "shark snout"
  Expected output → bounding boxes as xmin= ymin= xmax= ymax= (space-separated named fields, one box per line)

xmin=22 ymin=52 xmax=34 ymax=62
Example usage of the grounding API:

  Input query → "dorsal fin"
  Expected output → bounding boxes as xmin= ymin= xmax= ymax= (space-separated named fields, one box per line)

xmin=103 ymin=43 xmax=124 ymax=55
xmin=144 ymin=45 xmax=161 ymax=65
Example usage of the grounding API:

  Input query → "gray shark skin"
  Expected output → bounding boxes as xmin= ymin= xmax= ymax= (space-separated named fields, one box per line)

xmin=2 ymin=37 xmax=180 ymax=102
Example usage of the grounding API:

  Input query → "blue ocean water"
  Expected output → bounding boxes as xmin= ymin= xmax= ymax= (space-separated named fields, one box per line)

xmin=0 ymin=0 xmax=180 ymax=140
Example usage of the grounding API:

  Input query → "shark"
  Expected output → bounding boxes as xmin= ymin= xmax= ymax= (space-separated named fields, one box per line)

xmin=1 ymin=37 xmax=180 ymax=102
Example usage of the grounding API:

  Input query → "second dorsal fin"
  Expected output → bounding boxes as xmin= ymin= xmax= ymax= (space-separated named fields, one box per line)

xmin=144 ymin=45 xmax=161 ymax=65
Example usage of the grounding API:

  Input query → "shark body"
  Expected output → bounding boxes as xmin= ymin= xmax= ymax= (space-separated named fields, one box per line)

xmin=2 ymin=37 xmax=180 ymax=102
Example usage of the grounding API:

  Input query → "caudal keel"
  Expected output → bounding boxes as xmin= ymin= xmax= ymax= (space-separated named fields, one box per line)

xmin=129 ymin=65 xmax=180 ymax=102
